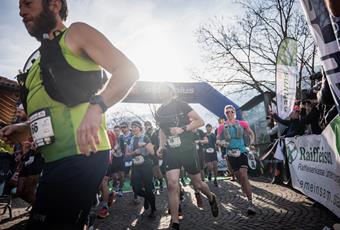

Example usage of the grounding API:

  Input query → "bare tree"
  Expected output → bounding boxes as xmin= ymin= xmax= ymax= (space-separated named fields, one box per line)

xmin=106 ymin=104 xmax=158 ymax=129
xmin=195 ymin=0 xmax=318 ymax=97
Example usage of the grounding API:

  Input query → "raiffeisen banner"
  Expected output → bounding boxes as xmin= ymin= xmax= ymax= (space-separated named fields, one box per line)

xmin=285 ymin=116 xmax=340 ymax=218
xmin=276 ymin=38 xmax=297 ymax=119
xmin=300 ymin=0 xmax=340 ymax=114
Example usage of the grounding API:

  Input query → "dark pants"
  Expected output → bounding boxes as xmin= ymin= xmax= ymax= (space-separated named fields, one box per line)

xmin=131 ymin=159 xmax=155 ymax=210
xmin=26 ymin=151 xmax=109 ymax=230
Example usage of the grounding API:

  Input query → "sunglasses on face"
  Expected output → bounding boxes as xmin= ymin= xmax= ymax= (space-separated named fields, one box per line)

xmin=120 ymin=126 xmax=127 ymax=129
xmin=225 ymin=110 xmax=234 ymax=114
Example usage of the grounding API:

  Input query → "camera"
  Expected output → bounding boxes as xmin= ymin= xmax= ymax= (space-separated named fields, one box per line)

xmin=309 ymin=72 xmax=322 ymax=80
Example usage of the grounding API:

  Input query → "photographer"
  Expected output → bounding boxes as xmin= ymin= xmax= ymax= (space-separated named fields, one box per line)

xmin=300 ymin=99 xmax=322 ymax=135
xmin=270 ymin=107 xmax=305 ymax=138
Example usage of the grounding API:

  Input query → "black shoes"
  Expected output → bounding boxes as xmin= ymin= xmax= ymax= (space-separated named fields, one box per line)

xmin=170 ymin=222 xmax=180 ymax=230
xmin=144 ymin=198 xmax=149 ymax=210
xmin=209 ymin=193 xmax=219 ymax=217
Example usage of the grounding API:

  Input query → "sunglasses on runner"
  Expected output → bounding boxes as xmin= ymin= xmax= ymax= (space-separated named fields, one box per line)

xmin=225 ymin=110 xmax=234 ymax=114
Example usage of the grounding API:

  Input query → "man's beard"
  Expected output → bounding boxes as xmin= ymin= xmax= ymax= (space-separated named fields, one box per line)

xmin=27 ymin=7 xmax=57 ymax=41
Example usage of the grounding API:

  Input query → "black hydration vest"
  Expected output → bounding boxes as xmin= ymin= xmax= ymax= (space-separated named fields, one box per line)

xmin=17 ymin=30 xmax=107 ymax=112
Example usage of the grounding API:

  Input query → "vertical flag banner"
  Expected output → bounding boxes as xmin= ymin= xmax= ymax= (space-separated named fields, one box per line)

xmin=300 ymin=0 xmax=340 ymax=114
xmin=276 ymin=38 xmax=298 ymax=119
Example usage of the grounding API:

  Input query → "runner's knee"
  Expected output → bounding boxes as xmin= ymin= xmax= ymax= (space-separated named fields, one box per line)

xmin=167 ymin=179 xmax=179 ymax=192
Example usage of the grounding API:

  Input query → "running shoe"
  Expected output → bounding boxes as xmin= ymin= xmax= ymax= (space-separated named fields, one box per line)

xmin=214 ymin=179 xmax=218 ymax=187
xmin=148 ymin=209 xmax=156 ymax=218
xmin=195 ymin=192 xmax=203 ymax=208
xmin=170 ymin=221 xmax=180 ymax=230
xmin=209 ymin=193 xmax=219 ymax=217
xmin=144 ymin=198 xmax=149 ymax=210
xmin=159 ymin=180 xmax=164 ymax=192
xmin=247 ymin=203 xmax=257 ymax=215
xmin=208 ymin=173 xmax=212 ymax=181
xmin=97 ymin=207 xmax=109 ymax=219
xmin=180 ymin=177 xmax=186 ymax=187
xmin=178 ymin=204 xmax=183 ymax=217
xmin=117 ymin=189 xmax=123 ymax=197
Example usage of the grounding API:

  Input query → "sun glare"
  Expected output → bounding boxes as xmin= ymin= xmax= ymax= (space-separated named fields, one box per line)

xmin=122 ymin=26 xmax=192 ymax=83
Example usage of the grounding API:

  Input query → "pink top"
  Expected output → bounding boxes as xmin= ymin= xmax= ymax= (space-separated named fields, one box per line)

xmin=217 ymin=120 xmax=249 ymax=136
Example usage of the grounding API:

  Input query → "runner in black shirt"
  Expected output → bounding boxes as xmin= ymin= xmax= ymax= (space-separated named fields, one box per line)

xmin=155 ymin=83 xmax=219 ymax=230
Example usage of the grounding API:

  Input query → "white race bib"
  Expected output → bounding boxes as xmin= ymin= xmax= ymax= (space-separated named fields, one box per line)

xmin=29 ymin=109 xmax=54 ymax=147
xmin=132 ymin=155 xmax=144 ymax=165
xmin=228 ymin=149 xmax=241 ymax=157
xmin=167 ymin=136 xmax=181 ymax=148
xmin=125 ymin=161 xmax=132 ymax=167
xmin=206 ymin=148 xmax=215 ymax=153
xmin=247 ymin=152 xmax=257 ymax=170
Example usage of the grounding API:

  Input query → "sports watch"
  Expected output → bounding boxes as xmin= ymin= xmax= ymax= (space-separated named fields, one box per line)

xmin=89 ymin=95 xmax=108 ymax=113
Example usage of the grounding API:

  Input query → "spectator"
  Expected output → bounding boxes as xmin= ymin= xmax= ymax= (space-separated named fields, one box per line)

xmin=270 ymin=107 xmax=305 ymax=138
xmin=300 ymin=99 xmax=322 ymax=135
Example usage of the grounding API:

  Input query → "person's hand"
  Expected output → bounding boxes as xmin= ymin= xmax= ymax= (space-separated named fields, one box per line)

xmin=169 ymin=127 xmax=184 ymax=136
xmin=268 ymin=106 xmax=275 ymax=116
xmin=134 ymin=149 xmax=141 ymax=156
xmin=156 ymin=146 xmax=165 ymax=158
xmin=249 ymin=145 xmax=256 ymax=151
xmin=0 ymin=122 xmax=31 ymax=144
xmin=138 ymin=142 xmax=146 ymax=148
xmin=76 ymin=105 xmax=103 ymax=156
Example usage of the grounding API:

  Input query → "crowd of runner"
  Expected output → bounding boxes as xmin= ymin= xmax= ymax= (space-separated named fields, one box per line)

xmin=2 ymin=0 xmax=338 ymax=229
xmin=0 ymin=81 xmax=257 ymax=230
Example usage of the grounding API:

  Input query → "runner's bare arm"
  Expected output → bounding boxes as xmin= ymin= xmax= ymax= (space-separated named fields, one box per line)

xmin=66 ymin=23 xmax=139 ymax=155
xmin=324 ymin=0 xmax=340 ymax=16
xmin=146 ymin=143 xmax=155 ymax=155
xmin=185 ymin=110 xmax=204 ymax=132
xmin=0 ymin=122 xmax=31 ymax=144
xmin=201 ymin=136 xmax=209 ymax=144
xmin=157 ymin=129 xmax=166 ymax=157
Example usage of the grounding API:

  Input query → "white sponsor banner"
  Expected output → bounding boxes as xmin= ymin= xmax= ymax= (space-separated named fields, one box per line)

xmin=300 ymin=0 xmax=340 ymax=114
xmin=276 ymin=65 xmax=297 ymax=119
xmin=275 ymin=37 xmax=298 ymax=119
xmin=285 ymin=121 xmax=340 ymax=218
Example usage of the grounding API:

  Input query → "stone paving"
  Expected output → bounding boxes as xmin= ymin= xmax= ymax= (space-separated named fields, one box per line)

xmin=1 ymin=177 xmax=339 ymax=230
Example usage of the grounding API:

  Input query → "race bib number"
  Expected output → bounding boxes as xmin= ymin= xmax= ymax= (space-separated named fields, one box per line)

xmin=247 ymin=152 xmax=257 ymax=170
xmin=125 ymin=161 xmax=132 ymax=167
xmin=29 ymin=109 xmax=54 ymax=147
xmin=228 ymin=149 xmax=241 ymax=157
xmin=167 ymin=136 xmax=181 ymax=148
xmin=206 ymin=148 xmax=215 ymax=153
xmin=132 ymin=155 xmax=144 ymax=165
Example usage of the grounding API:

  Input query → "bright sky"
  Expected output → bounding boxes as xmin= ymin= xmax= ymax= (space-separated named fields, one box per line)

xmin=0 ymin=0 xmax=242 ymax=127
xmin=0 ymin=0 xmax=240 ymax=82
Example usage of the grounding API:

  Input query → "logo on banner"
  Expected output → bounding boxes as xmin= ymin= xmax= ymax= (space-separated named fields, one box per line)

xmin=286 ymin=140 xmax=298 ymax=164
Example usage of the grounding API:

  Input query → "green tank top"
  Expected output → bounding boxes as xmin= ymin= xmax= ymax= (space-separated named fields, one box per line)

xmin=25 ymin=29 xmax=110 ymax=163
